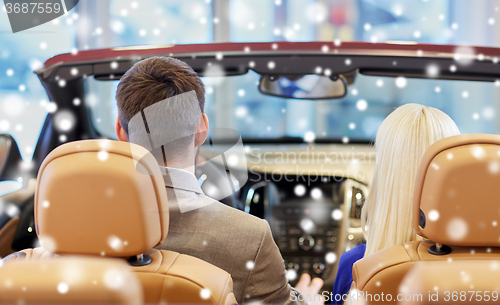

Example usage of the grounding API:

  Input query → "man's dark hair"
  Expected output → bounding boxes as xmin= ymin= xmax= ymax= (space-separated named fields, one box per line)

xmin=116 ymin=56 xmax=205 ymax=135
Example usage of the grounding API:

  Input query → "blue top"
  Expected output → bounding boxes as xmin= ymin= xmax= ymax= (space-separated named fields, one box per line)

xmin=332 ymin=244 xmax=366 ymax=305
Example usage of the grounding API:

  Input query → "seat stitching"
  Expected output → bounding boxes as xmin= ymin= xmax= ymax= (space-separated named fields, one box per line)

xmin=416 ymin=257 xmax=500 ymax=261
xmin=164 ymin=252 xmax=180 ymax=274
xmin=358 ymin=246 xmax=412 ymax=290
xmin=402 ymin=244 xmax=412 ymax=259
xmin=220 ymin=275 xmax=232 ymax=305
xmin=161 ymin=271 xmax=218 ymax=304
xmin=364 ymin=256 xmax=500 ymax=289
xmin=363 ymin=261 xmax=413 ymax=286
xmin=155 ymin=249 xmax=164 ymax=273
xmin=415 ymin=241 xmax=423 ymax=260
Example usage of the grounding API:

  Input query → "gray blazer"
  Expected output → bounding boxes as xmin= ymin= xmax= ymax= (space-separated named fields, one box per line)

xmin=156 ymin=167 xmax=297 ymax=304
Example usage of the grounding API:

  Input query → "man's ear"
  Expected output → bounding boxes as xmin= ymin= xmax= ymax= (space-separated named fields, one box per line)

xmin=194 ymin=114 xmax=209 ymax=147
xmin=114 ymin=115 xmax=128 ymax=142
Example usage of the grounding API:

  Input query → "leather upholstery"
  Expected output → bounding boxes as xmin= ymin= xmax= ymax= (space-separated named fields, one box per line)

xmin=352 ymin=134 xmax=500 ymax=304
xmin=6 ymin=140 xmax=237 ymax=304
xmin=413 ymin=133 xmax=500 ymax=246
xmin=4 ymin=247 xmax=237 ymax=305
xmin=35 ymin=139 xmax=169 ymax=257
xmin=135 ymin=249 xmax=237 ymax=305
xmin=353 ymin=239 xmax=500 ymax=301
xmin=0 ymin=256 xmax=143 ymax=304
xmin=400 ymin=260 xmax=500 ymax=305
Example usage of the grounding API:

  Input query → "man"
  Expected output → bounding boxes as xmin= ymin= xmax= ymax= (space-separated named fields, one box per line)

xmin=114 ymin=56 xmax=324 ymax=304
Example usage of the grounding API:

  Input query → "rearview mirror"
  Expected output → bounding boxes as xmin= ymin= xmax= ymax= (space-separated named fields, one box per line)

xmin=259 ymin=74 xmax=347 ymax=100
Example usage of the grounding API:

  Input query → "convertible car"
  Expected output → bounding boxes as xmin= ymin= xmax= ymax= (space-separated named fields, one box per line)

xmin=1 ymin=41 xmax=500 ymax=303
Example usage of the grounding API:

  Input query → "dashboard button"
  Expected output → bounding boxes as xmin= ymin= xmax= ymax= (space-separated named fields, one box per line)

xmin=288 ymin=262 xmax=300 ymax=271
xmin=313 ymin=262 xmax=325 ymax=274
xmin=298 ymin=235 xmax=315 ymax=251
xmin=327 ymin=236 xmax=337 ymax=243
xmin=314 ymin=239 xmax=324 ymax=251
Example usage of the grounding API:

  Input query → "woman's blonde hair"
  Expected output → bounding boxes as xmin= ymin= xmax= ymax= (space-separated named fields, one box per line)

xmin=361 ymin=103 xmax=460 ymax=256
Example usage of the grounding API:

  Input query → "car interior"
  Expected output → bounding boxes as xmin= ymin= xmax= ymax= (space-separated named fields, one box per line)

xmin=351 ymin=133 xmax=500 ymax=304
xmin=1 ymin=41 xmax=500 ymax=303
xmin=2 ymin=139 xmax=237 ymax=305
xmin=0 ymin=257 xmax=144 ymax=304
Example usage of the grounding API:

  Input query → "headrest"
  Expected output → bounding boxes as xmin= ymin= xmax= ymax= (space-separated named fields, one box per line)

xmin=0 ymin=256 xmax=142 ymax=304
xmin=35 ymin=140 xmax=168 ymax=257
xmin=413 ymin=134 xmax=500 ymax=246
xmin=399 ymin=261 xmax=500 ymax=305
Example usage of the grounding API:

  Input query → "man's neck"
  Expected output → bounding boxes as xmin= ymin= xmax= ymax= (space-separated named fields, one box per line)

xmin=164 ymin=161 xmax=196 ymax=175
xmin=163 ymin=149 xmax=196 ymax=175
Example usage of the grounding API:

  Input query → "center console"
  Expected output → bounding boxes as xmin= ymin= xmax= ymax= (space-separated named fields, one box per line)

xmin=242 ymin=172 xmax=363 ymax=286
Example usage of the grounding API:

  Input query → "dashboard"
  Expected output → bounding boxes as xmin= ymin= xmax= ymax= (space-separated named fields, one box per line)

xmin=241 ymin=170 xmax=367 ymax=286
xmin=196 ymin=143 xmax=374 ymax=287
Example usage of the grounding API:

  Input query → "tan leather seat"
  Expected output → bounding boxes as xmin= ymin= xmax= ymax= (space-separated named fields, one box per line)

xmin=3 ymin=140 xmax=237 ymax=304
xmin=399 ymin=260 xmax=500 ymax=305
xmin=0 ymin=256 xmax=143 ymax=304
xmin=351 ymin=134 xmax=500 ymax=304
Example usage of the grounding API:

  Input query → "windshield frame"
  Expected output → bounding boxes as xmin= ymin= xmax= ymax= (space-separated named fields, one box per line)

xmin=33 ymin=42 xmax=500 ymax=165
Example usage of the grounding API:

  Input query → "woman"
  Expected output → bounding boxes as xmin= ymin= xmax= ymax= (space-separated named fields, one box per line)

xmin=332 ymin=103 xmax=460 ymax=304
